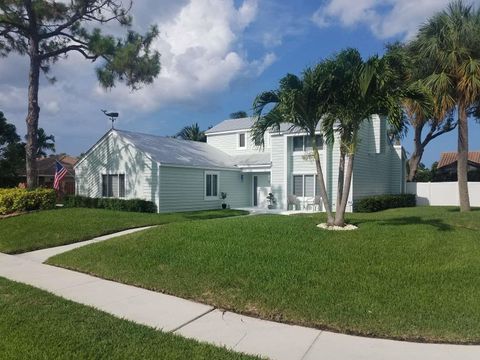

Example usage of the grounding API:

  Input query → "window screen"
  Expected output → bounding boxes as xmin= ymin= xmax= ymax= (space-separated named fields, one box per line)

xmin=206 ymin=174 xmax=212 ymax=196
xmin=110 ymin=175 xmax=119 ymax=197
xmin=102 ymin=175 xmax=108 ymax=197
xmin=293 ymin=175 xmax=303 ymax=196
xmin=119 ymin=174 xmax=125 ymax=198
xmin=239 ymin=133 xmax=246 ymax=148
xmin=305 ymin=135 xmax=323 ymax=151
xmin=293 ymin=136 xmax=304 ymax=152
xmin=212 ymin=174 xmax=218 ymax=196
xmin=304 ymin=175 xmax=314 ymax=197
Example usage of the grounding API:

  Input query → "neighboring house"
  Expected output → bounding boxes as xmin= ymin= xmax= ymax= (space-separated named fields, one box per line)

xmin=18 ymin=155 xmax=76 ymax=194
xmin=437 ymin=151 xmax=480 ymax=173
xmin=75 ymin=115 xmax=406 ymax=212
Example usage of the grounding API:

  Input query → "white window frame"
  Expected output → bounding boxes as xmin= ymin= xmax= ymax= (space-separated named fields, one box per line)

xmin=291 ymin=173 xmax=320 ymax=198
xmin=292 ymin=135 xmax=323 ymax=154
xmin=101 ymin=173 xmax=125 ymax=198
xmin=204 ymin=171 xmax=220 ymax=200
xmin=237 ymin=132 xmax=247 ymax=150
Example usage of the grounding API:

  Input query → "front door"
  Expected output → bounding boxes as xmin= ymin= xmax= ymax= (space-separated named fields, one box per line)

xmin=253 ymin=176 xmax=258 ymax=206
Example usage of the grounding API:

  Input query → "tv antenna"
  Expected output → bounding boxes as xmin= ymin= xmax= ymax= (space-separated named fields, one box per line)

xmin=101 ymin=109 xmax=119 ymax=129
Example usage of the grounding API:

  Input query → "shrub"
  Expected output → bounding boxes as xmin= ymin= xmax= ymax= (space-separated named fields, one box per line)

xmin=0 ymin=188 xmax=56 ymax=215
xmin=64 ymin=195 xmax=157 ymax=213
xmin=353 ymin=194 xmax=416 ymax=213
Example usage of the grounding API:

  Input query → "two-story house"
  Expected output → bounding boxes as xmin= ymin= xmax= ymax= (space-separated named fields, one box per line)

xmin=75 ymin=116 xmax=406 ymax=212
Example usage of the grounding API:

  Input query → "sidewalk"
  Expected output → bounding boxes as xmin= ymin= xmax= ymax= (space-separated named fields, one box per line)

xmin=1 ymin=230 xmax=479 ymax=360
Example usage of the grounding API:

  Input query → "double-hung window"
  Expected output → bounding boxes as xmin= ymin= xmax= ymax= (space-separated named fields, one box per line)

xmin=292 ymin=174 xmax=319 ymax=197
xmin=102 ymin=174 xmax=125 ymax=198
xmin=205 ymin=172 xmax=219 ymax=199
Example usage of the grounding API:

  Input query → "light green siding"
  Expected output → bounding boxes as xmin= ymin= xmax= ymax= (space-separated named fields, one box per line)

xmin=75 ymin=132 xmax=159 ymax=210
xmin=352 ymin=116 xmax=405 ymax=202
xmin=158 ymin=166 xmax=250 ymax=212
xmin=270 ymin=135 xmax=286 ymax=209
xmin=206 ymin=131 xmax=270 ymax=156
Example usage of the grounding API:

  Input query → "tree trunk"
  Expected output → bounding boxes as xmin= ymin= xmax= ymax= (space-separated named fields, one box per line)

xmin=25 ymin=39 xmax=41 ymax=189
xmin=336 ymin=149 xmax=345 ymax=213
xmin=334 ymin=153 xmax=354 ymax=227
xmin=407 ymin=125 xmax=425 ymax=181
xmin=457 ymin=103 xmax=470 ymax=211
xmin=312 ymin=140 xmax=334 ymax=225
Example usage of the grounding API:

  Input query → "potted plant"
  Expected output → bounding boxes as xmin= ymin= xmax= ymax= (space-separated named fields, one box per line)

xmin=220 ymin=192 xmax=227 ymax=209
xmin=266 ymin=192 xmax=276 ymax=209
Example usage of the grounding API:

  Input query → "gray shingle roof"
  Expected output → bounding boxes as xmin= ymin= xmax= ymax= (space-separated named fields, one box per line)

xmin=115 ymin=129 xmax=237 ymax=169
xmin=205 ymin=117 xmax=254 ymax=134
xmin=232 ymin=153 xmax=271 ymax=166
xmin=206 ymin=117 xmax=322 ymax=135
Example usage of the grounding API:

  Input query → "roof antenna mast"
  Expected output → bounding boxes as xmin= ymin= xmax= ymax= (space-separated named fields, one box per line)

xmin=101 ymin=109 xmax=119 ymax=129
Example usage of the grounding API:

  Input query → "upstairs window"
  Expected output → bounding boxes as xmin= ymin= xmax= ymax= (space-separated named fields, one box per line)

xmin=293 ymin=135 xmax=323 ymax=152
xmin=102 ymin=174 xmax=125 ymax=198
xmin=205 ymin=172 xmax=219 ymax=199
xmin=305 ymin=135 xmax=323 ymax=151
xmin=293 ymin=136 xmax=304 ymax=152
xmin=238 ymin=133 xmax=246 ymax=148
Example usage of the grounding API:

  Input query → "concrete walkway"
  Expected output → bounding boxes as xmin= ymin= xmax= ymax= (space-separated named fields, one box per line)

xmin=1 ymin=230 xmax=479 ymax=360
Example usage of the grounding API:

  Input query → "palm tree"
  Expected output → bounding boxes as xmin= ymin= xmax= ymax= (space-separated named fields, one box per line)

xmin=24 ymin=128 xmax=55 ymax=157
xmin=411 ymin=0 xmax=480 ymax=211
xmin=175 ymin=123 xmax=206 ymax=142
xmin=382 ymin=43 xmax=455 ymax=181
xmin=251 ymin=67 xmax=335 ymax=225
xmin=323 ymin=48 xmax=417 ymax=226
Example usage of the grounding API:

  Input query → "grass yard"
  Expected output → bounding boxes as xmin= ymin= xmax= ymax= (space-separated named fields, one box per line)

xmin=49 ymin=207 xmax=480 ymax=344
xmin=0 ymin=208 xmax=247 ymax=254
xmin=0 ymin=277 xmax=257 ymax=360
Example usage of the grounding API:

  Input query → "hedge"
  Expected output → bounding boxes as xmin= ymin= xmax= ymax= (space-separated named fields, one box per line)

xmin=64 ymin=195 xmax=157 ymax=213
xmin=353 ymin=194 xmax=416 ymax=213
xmin=0 ymin=188 xmax=56 ymax=215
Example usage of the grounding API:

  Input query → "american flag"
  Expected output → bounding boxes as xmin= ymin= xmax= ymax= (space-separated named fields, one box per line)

xmin=53 ymin=160 xmax=68 ymax=190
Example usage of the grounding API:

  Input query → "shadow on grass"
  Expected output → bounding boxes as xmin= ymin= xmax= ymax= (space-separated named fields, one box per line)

xmin=351 ymin=216 xmax=454 ymax=231
xmin=445 ymin=207 xmax=480 ymax=213
xmin=381 ymin=217 xmax=453 ymax=231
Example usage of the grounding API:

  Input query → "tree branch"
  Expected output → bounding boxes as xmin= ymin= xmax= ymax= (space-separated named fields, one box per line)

xmin=40 ymin=44 xmax=97 ymax=60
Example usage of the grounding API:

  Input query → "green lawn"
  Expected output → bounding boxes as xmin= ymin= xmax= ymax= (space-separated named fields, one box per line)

xmin=49 ymin=207 xmax=480 ymax=344
xmin=0 ymin=208 xmax=247 ymax=254
xmin=0 ymin=277 xmax=257 ymax=360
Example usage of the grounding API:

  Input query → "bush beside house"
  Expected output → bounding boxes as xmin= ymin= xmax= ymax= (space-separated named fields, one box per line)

xmin=64 ymin=195 xmax=157 ymax=213
xmin=0 ymin=188 xmax=56 ymax=215
xmin=353 ymin=194 xmax=416 ymax=213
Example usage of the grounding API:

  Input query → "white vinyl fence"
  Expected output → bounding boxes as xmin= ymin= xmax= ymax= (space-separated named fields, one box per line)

xmin=407 ymin=182 xmax=480 ymax=207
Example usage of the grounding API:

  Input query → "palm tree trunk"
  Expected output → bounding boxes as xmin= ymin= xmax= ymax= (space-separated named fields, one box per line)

xmin=334 ymin=153 xmax=354 ymax=227
xmin=312 ymin=143 xmax=334 ymax=225
xmin=336 ymin=149 xmax=345 ymax=212
xmin=25 ymin=37 xmax=41 ymax=189
xmin=407 ymin=125 xmax=425 ymax=181
xmin=457 ymin=103 xmax=470 ymax=211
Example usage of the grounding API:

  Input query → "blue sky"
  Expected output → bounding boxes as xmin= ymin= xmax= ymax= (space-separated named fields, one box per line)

xmin=1 ymin=0 xmax=479 ymax=165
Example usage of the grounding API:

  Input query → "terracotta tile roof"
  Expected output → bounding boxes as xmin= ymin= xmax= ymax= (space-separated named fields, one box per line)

xmin=437 ymin=151 xmax=480 ymax=169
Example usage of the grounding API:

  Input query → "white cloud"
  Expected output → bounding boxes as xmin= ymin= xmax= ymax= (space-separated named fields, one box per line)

xmin=98 ymin=0 xmax=271 ymax=111
xmin=311 ymin=0 xmax=475 ymax=39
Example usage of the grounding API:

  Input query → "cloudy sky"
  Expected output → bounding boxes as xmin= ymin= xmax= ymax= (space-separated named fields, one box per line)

xmin=1 ymin=0 xmax=480 ymax=165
